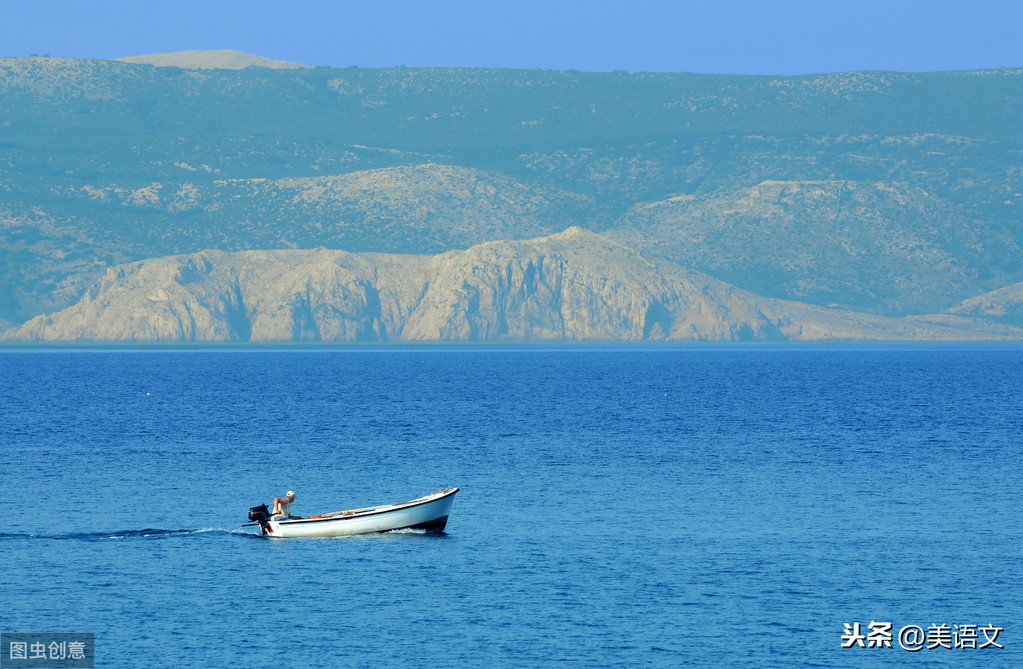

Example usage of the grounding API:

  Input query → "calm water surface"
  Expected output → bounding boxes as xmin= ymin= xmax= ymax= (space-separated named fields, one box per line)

xmin=0 ymin=346 xmax=1020 ymax=667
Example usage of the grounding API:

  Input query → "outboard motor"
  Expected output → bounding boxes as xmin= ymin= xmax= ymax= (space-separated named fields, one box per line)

xmin=248 ymin=503 xmax=271 ymax=535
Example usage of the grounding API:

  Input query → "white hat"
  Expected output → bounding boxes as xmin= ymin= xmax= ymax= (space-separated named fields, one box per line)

xmin=287 ymin=490 xmax=295 ymax=499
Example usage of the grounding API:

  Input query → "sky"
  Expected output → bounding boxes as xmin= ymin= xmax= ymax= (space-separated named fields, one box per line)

xmin=4 ymin=0 xmax=1023 ymax=75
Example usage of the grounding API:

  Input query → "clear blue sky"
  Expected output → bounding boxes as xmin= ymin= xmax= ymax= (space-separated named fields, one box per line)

xmin=4 ymin=0 xmax=1023 ymax=75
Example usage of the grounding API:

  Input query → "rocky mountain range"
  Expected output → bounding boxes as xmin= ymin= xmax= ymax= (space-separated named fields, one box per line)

xmin=2 ymin=52 xmax=1023 ymax=341
xmin=8 ymin=228 xmax=1020 ymax=342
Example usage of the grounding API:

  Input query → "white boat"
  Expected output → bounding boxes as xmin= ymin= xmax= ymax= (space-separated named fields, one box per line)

xmin=247 ymin=487 xmax=458 ymax=538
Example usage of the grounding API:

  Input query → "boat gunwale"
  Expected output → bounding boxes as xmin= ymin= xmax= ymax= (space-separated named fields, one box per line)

xmin=273 ymin=487 xmax=458 ymax=526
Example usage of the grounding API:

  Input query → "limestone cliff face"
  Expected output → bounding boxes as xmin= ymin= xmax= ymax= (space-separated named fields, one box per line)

xmin=6 ymin=229 xmax=1021 ymax=342
xmin=7 ymin=249 xmax=432 ymax=342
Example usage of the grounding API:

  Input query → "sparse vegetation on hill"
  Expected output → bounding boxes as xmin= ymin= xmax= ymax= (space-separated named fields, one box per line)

xmin=2 ymin=55 xmax=1023 ymax=338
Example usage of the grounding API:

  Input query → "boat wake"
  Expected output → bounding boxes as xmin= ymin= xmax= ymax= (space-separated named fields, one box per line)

xmin=0 ymin=525 xmax=450 ymax=542
xmin=0 ymin=528 xmax=259 ymax=541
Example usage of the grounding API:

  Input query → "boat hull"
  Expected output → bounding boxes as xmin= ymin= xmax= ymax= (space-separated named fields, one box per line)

xmin=265 ymin=487 xmax=458 ymax=538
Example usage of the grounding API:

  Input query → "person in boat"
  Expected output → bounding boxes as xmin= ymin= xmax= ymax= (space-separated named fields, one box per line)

xmin=272 ymin=490 xmax=301 ymax=519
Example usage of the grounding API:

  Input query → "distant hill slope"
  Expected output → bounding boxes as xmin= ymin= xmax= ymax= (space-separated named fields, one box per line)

xmin=607 ymin=180 xmax=1019 ymax=315
xmin=66 ymin=163 xmax=596 ymax=252
xmin=7 ymin=229 xmax=1020 ymax=343
xmin=0 ymin=164 xmax=595 ymax=326
xmin=948 ymin=282 xmax=1023 ymax=327
xmin=2 ymin=56 xmax=1023 ymax=334
xmin=115 ymin=50 xmax=309 ymax=70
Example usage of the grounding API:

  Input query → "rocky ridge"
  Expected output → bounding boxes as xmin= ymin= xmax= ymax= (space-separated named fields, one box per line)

xmin=6 ymin=229 xmax=1019 ymax=343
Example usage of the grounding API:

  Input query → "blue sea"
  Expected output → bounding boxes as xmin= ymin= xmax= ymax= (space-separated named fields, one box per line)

xmin=1 ymin=346 xmax=1020 ymax=668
